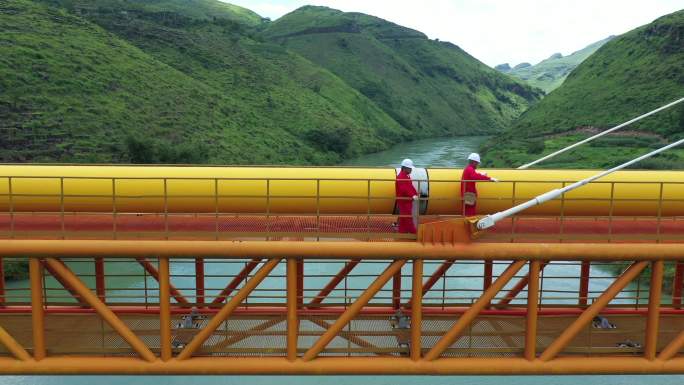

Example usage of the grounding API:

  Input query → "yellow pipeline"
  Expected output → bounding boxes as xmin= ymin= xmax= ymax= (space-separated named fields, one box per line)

xmin=0 ymin=165 xmax=683 ymax=216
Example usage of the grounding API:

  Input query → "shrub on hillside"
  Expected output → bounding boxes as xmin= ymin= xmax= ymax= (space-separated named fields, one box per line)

xmin=305 ymin=127 xmax=351 ymax=154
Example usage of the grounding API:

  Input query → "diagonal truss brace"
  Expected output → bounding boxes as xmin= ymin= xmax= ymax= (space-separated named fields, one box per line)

xmin=539 ymin=261 xmax=648 ymax=361
xmin=43 ymin=258 xmax=156 ymax=362
xmin=424 ymin=260 xmax=526 ymax=361
xmin=302 ymin=260 xmax=406 ymax=361
xmin=177 ymin=258 xmax=282 ymax=360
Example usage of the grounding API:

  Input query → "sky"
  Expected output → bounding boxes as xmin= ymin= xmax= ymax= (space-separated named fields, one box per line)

xmin=222 ymin=0 xmax=683 ymax=67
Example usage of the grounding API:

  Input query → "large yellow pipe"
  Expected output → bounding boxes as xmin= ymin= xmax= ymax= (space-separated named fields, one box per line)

xmin=0 ymin=165 xmax=683 ymax=216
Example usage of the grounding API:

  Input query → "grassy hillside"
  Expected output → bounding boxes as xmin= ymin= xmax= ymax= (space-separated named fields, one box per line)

xmin=2 ymin=0 xmax=413 ymax=164
xmin=263 ymin=6 xmax=543 ymax=137
xmin=483 ymin=10 xmax=684 ymax=169
xmin=497 ymin=36 xmax=614 ymax=93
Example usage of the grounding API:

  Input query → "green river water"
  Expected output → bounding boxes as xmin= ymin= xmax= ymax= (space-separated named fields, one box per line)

xmin=2 ymin=136 xmax=681 ymax=384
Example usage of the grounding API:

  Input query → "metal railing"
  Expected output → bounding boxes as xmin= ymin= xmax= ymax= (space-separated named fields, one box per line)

xmin=0 ymin=175 xmax=683 ymax=242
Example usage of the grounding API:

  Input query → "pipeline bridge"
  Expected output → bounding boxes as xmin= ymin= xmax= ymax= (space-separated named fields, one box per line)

xmin=0 ymin=164 xmax=683 ymax=375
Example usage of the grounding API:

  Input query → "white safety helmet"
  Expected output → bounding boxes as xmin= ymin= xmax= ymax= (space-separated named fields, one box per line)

xmin=467 ymin=153 xmax=481 ymax=163
xmin=400 ymin=158 xmax=415 ymax=169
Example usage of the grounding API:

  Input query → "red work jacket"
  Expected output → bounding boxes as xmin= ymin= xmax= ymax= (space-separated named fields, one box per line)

xmin=460 ymin=164 xmax=491 ymax=197
xmin=395 ymin=170 xmax=417 ymax=214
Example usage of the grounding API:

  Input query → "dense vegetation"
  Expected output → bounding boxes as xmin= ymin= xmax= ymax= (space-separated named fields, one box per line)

xmin=496 ymin=36 xmax=614 ymax=93
xmin=0 ymin=0 xmax=542 ymax=166
xmin=262 ymin=6 xmax=544 ymax=137
xmin=483 ymin=10 xmax=684 ymax=169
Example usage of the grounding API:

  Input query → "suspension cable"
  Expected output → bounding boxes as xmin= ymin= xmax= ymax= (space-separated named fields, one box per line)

xmin=518 ymin=97 xmax=684 ymax=169
xmin=479 ymin=138 xmax=684 ymax=230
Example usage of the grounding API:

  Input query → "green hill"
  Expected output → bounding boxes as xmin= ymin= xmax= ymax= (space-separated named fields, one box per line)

xmin=2 ymin=0 xmax=541 ymax=165
xmin=496 ymin=36 xmax=614 ymax=93
xmin=263 ymin=6 xmax=543 ymax=137
xmin=483 ymin=10 xmax=684 ymax=169
xmin=2 ymin=0 xmax=412 ymax=164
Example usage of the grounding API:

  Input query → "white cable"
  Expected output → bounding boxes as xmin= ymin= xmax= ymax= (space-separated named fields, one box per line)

xmin=518 ymin=97 xmax=684 ymax=169
xmin=478 ymin=139 xmax=684 ymax=230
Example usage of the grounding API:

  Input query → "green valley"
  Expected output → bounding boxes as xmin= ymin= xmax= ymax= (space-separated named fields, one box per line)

xmin=0 ymin=0 xmax=542 ymax=166
xmin=496 ymin=36 xmax=614 ymax=93
xmin=483 ymin=10 xmax=684 ymax=169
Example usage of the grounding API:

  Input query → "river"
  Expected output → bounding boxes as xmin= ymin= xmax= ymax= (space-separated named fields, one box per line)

xmin=2 ymin=136 xmax=681 ymax=385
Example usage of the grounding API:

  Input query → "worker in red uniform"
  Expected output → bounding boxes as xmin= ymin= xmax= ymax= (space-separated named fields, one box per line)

xmin=395 ymin=159 xmax=419 ymax=234
xmin=461 ymin=153 xmax=498 ymax=217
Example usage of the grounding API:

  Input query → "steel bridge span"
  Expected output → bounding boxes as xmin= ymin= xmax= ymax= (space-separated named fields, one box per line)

xmin=0 ymin=165 xmax=683 ymax=375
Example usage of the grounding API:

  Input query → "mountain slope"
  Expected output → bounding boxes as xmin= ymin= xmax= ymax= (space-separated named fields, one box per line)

xmin=483 ymin=10 xmax=684 ymax=169
xmin=497 ymin=36 xmax=614 ymax=93
xmin=263 ymin=6 xmax=543 ymax=137
xmin=3 ymin=0 xmax=411 ymax=163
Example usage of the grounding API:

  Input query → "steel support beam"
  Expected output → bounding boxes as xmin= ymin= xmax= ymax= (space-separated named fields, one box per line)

xmin=195 ymin=258 xmax=205 ymax=306
xmin=423 ymin=260 xmax=526 ymax=361
xmin=177 ymin=258 xmax=281 ymax=360
xmin=497 ymin=261 xmax=548 ymax=307
xmin=308 ymin=261 xmax=359 ymax=307
xmin=302 ymin=260 xmax=406 ymax=361
xmin=0 ymin=325 xmax=31 ymax=361
xmin=579 ymin=261 xmax=591 ymax=306
xmin=211 ymin=258 xmax=261 ymax=304
xmin=43 ymin=258 xmax=156 ymax=362
xmin=95 ymin=257 xmax=105 ymax=302
xmin=41 ymin=259 xmax=89 ymax=307
xmin=136 ymin=258 xmax=188 ymax=305
xmin=540 ymin=261 xmax=648 ymax=361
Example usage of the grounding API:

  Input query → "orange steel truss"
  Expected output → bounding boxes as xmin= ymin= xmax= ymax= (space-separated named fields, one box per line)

xmin=0 ymin=240 xmax=683 ymax=375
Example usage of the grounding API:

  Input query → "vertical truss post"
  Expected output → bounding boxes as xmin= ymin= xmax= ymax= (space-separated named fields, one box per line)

xmin=424 ymin=260 xmax=525 ymax=361
xmin=645 ymin=260 xmax=663 ymax=360
xmin=29 ymin=257 xmax=46 ymax=361
xmin=524 ymin=260 xmax=540 ymax=361
xmin=673 ymin=261 xmax=684 ymax=309
xmin=195 ymin=258 xmax=205 ymax=306
xmin=0 ymin=257 xmax=5 ymax=307
xmin=392 ymin=269 xmax=402 ymax=309
xmin=287 ymin=258 xmax=298 ymax=361
xmin=483 ymin=260 xmax=493 ymax=307
xmin=411 ymin=258 xmax=423 ymax=361
xmin=95 ymin=257 xmax=105 ymax=302
xmin=302 ymin=260 xmax=406 ymax=362
xmin=0 ymin=257 xmax=5 ymax=306
xmin=540 ymin=261 xmax=648 ymax=361
xmin=579 ymin=261 xmax=591 ymax=306
xmin=297 ymin=260 xmax=304 ymax=306
xmin=177 ymin=258 xmax=282 ymax=360
xmin=159 ymin=257 xmax=171 ymax=362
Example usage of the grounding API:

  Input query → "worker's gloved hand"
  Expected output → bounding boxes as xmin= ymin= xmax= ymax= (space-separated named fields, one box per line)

xmin=481 ymin=172 xmax=488 ymax=176
xmin=490 ymin=177 xmax=500 ymax=183
xmin=412 ymin=195 xmax=419 ymax=200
